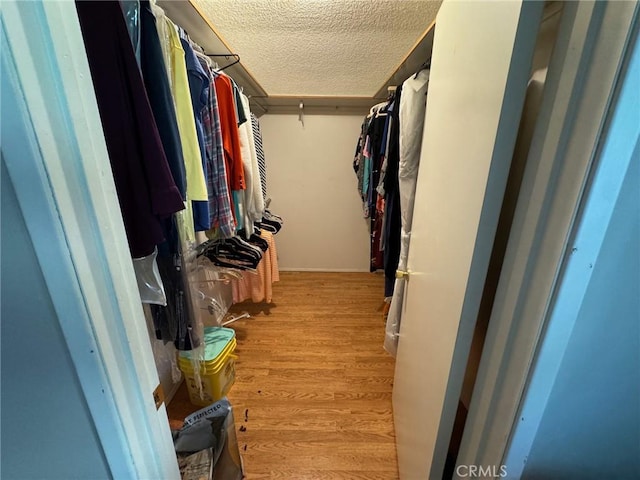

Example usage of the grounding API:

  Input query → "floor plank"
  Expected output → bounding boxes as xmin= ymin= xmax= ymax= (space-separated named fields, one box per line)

xmin=167 ymin=271 xmax=398 ymax=479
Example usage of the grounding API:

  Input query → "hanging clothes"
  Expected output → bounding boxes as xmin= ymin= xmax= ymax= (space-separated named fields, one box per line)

xmin=238 ymin=93 xmax=265 ymax=234
xmin=80 ymin=0 xmax=282 ymax=347
xmin=366 ymin=107 xmax=390 ymax=271
xmin=385 ymin=69 xmax=430 ymax=356
xmin=139 ymin=0 xmax=186 ymax=199
xmin=232 ymin=80 xmax=248 ymax=127
xmin=198 ymin=57 xmax=236 ymax=239
xmin=251 ymin=114 xmax=268 ymax=201
xmin=181 ymin=35 xmax=212 ymax=231
xmin=353 ymin=120 xmax=369 ymax=202
xmin=213 ymin=74 xmax=246 ymax=193
xmin=213 ymin=73 xmax=246 ymax=230
xmin=160 ymin=15 xmax=209 ymax=215
xmin=382 ymin=86 xmax=403 ymax=298
xmin=150 ymin=1 xmax=172 ymax=81
xmin=150 ymin=0 xmax=197 ymax=243
xmin=228 ymin=77 xmax=250 ymax=232
xmin=75 ymin=0 xmax=184 ymax=259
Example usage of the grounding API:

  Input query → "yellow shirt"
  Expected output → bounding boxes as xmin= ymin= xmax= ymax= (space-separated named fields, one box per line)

xmin=163 ymin=18 xmax=208 ymax=203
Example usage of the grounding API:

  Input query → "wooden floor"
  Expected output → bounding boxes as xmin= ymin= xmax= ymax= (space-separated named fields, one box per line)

xmin=167 ymin=271 xmax=399 ymax=479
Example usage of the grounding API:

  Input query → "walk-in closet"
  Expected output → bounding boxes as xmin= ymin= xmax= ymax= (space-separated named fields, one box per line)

xmin=2 ymin=1 xmax=639 ymax=479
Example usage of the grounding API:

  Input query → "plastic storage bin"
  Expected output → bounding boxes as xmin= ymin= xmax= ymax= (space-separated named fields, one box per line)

xmin=178 ymin=327 xmax=237 ymax=406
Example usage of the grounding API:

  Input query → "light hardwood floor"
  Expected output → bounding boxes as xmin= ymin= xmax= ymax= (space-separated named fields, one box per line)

xmin=167 ymin=271 xmax=399 ymax=479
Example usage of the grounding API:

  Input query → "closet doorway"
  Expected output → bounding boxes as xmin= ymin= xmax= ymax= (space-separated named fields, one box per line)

xmin=158 ymin=0 xmax=550 ymax=478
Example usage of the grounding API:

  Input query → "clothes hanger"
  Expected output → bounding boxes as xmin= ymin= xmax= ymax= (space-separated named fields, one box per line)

xmin=386 ymin=86 xmax=397 ymax=101
xmin=192 ymin=261 xmax=244 ymax=281
xmin=195 ymin=290 xmax=225 ymax=316
xmin=200 ymin=250 xmax=259 ymax=272
xmin=263 ymin=210 xmax=283 ymax=223
xmin=206 ymin=53 xmax=240 ymax=72
xmin=189 ymin=37 xmax=205 ymax=54
xmin=375 ymin=106 xmax=389 ymax=119
xmin=368 ymin=101 xmax=387 ymax=118
xmin=222 ymin=311 xmax=250 ymax=327
xmin=177 ymin=25 xmax=190 ymax=42
xmin=194 ymin=50 xmax=213 ymax=68
xmin=259 ymin=218 xmax=282 ymax=234
xmin=414 ymin=58 xmax=432 ymax=79
xmin=237 ymin=228 xmax=269 ymax=251
xmin=197 ymin=237 xmax=263 ymax=271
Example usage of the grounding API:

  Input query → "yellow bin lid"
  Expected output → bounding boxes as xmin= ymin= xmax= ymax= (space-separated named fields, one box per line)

xmin=179 ymin=338 xmax=236 ymax=374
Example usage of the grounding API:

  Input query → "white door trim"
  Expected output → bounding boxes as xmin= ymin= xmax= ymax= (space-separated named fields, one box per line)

xmin=503 ymin=10 xmax=639 ymax=476
xmin=1 ymin=2 xmax=180 ymax=478
xmin=455 ymin=2 xmax=639 ymax=476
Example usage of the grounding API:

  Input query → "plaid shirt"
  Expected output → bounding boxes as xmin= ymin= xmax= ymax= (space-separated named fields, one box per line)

xmin=198 ymin=57 xmax=235 ymax=238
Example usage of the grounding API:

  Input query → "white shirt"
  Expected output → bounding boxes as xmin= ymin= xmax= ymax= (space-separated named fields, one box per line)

xmin=384 ymin=69 xmax=430 ymax=356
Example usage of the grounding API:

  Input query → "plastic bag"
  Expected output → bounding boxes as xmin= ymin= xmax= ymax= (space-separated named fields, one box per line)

xmin=133 ymin=247 xmax=167 ymax=306
xmin=173 ymin=398 xmax=243 ymax=480
xmin=120 ymin=0 xmax=141 ymax=65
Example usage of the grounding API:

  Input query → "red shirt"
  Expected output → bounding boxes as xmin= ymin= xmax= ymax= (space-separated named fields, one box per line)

xmin=213 ymin=75 xmax=246 ymax=193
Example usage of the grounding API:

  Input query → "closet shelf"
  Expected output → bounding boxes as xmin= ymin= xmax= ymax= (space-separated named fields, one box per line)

xmin=374 ymin=20 xmax=436 ymax=99
xmin=158 ymin=0 xmax=268 ymax=115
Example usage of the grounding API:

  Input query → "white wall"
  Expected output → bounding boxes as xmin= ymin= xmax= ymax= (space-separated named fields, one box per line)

xmin=259 ymin=114 xmax=371 ymax=271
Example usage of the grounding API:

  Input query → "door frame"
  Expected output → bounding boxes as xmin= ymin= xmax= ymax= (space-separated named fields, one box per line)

xmin=1 ymin=2 xmax=180 ymax=478
xmin=456 ymin=1 xmax=639 ymax=476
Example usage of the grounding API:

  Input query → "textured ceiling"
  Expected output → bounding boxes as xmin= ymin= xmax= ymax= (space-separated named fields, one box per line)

xmin=193 ymin=0 xmax=441 ymax=97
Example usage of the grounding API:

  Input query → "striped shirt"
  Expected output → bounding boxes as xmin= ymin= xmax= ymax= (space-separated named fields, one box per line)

xmin=251 ymin=114 xmax=267 ymax=201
